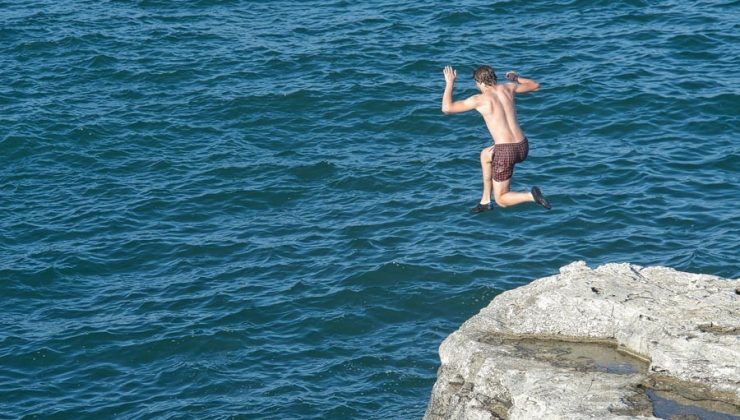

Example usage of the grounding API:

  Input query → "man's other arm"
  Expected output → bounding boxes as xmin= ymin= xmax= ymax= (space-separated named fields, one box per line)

xmin=506 ymin=71 xmax=540 ymax=94
xmin=515 ymin=76 xmax=540 ymax=93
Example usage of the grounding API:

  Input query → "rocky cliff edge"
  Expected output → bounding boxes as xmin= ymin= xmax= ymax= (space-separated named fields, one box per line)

xmin=425 ymin=262 xmax=739 ymax=419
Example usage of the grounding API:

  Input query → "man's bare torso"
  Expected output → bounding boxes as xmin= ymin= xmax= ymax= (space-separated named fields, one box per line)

xmin=474 ymin=84 xmax=525 ymax=145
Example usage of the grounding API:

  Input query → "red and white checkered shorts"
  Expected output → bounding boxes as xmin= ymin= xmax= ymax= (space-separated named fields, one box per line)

xmin=492 ymin=138 xmax=529 ymax=182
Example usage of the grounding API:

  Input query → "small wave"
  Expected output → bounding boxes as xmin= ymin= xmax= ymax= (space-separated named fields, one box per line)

xmin=289 ymin=160 xmax=337 ymax=181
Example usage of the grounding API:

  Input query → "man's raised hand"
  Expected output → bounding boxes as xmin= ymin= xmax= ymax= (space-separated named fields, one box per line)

xmin=443 ymin=65 xmax=457 ymax=85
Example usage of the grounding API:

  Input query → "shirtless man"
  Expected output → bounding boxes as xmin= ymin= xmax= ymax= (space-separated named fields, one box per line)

xmin=442 ymin=65 xmax=551 ymax=213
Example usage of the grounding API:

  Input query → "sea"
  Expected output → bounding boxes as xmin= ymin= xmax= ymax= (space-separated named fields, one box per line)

xmin=1 ymin=0 xmax=738 ymax=418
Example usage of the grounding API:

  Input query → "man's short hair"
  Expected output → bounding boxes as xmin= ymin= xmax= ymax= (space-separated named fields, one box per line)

xmin=473 ymin=65 xmax=497 ymax=86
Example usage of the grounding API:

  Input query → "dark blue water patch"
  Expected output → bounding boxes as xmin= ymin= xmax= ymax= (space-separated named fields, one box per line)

xmin=648 ymin=389 xmax=740 ymax=420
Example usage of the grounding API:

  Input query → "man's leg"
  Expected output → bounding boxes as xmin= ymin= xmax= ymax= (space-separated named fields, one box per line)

xmin=493 ymin=178 xmax=534 ymax=208
xmin=479 ymin=146 xmax=494 ymax=204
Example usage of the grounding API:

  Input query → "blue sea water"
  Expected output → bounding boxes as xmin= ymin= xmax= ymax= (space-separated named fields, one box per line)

xmin=1 ymin=0 xmax=738 ymax=418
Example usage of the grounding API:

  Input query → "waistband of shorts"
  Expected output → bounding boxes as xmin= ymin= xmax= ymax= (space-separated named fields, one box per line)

xmin=494 ymin=137 xmax=528 ymax=146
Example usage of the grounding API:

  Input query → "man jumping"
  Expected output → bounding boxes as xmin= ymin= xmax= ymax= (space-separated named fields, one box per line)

xmin=441 ymin=65 xmax=551 ymax=213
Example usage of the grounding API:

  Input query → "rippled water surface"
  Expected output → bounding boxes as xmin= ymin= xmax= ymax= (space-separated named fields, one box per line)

xmin=2 ymin=0 xmax=738 ymax=418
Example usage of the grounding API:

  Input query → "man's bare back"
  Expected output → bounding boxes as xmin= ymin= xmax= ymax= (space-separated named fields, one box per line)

xmin=473 ymin=84 xmax=525 ymax=144
xmin=441 ymin=64 xmax=551 ymax=213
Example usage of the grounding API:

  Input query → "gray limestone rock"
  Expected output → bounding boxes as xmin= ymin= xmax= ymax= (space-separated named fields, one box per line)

xmin=425 ymin=262 xmax=739 ymax=420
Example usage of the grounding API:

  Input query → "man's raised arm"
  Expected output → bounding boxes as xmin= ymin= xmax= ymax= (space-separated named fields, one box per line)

xmin=441 ymin=65 xmax=478 ymax=114
xmin=506 ymin=71 xmax=540 ymax=94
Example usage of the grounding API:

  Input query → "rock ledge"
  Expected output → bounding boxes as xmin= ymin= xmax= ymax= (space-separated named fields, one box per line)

xmin=425 ymin=262 xmax=739 ymax=419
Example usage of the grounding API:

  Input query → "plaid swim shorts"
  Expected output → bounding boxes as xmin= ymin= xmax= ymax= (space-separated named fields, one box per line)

xmin=492 ymin=138 xmax=529 ymax=182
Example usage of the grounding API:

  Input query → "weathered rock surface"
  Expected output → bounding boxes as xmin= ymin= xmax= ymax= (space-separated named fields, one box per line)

xmin=425 ymin=262 xmax=740 ymax=420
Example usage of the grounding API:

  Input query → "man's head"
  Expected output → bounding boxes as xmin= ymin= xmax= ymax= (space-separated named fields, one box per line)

xmin=473 ymin=65 xmax=497 ymax=87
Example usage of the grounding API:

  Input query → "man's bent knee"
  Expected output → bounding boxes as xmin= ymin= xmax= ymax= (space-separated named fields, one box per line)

xmin=493 ymin=186 xmax=511 ymax=208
